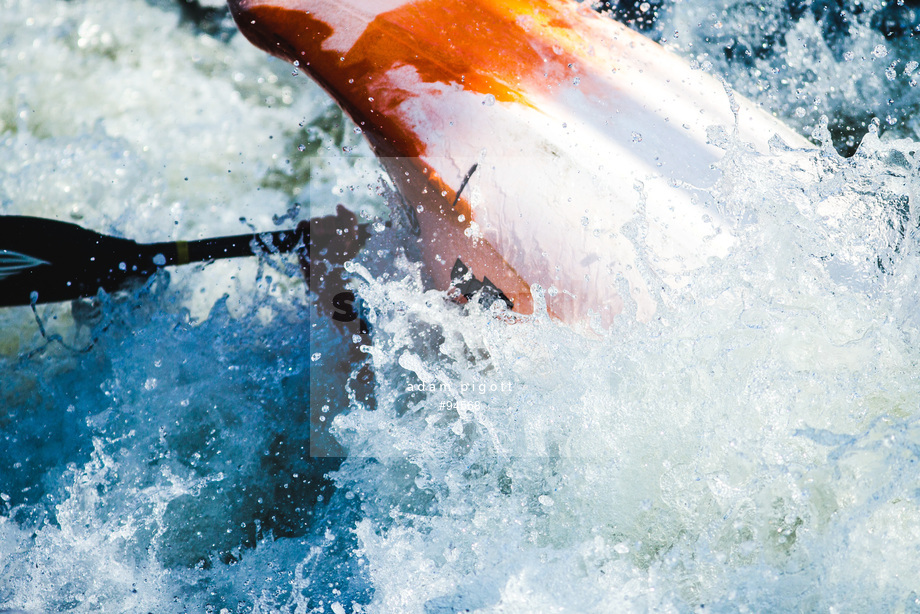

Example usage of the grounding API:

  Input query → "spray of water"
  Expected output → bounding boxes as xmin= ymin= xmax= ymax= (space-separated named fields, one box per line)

xmin=3 ymin=0 xmax=920 ymax=612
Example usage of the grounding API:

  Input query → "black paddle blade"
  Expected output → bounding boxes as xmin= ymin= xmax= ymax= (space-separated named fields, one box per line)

xmin=0 ymin=216 xmax=306 ymax=308
xmin=0 ymin=216 xmax=158 ymax=308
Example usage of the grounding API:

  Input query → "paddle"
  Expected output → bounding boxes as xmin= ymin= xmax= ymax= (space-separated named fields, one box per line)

xmin=0 ymin=216 xmax=307 ymax=308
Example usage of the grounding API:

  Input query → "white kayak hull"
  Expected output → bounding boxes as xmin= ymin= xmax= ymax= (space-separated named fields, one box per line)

xmin=228 ymin=0 xmax=811 ymax=327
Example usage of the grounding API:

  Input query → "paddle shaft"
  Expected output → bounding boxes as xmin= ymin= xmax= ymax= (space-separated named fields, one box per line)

xmin=145 ymin=230 xmax=305 ymax=267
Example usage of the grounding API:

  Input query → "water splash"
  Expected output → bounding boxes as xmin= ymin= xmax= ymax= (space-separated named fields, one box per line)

xmin=4 ymin=0 xmax=920 ymax=612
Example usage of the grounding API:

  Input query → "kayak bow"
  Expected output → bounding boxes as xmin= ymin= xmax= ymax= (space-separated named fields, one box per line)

xmin=228 ymin=0 xmax=809 ymax=327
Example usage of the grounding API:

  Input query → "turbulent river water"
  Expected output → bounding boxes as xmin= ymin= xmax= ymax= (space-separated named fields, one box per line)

xmin=3 ymin=0 xmax=920 ymax=612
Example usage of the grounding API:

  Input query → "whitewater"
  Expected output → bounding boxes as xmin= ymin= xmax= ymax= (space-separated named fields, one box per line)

xmin=2 ymin=0 xmax=920 ymax=612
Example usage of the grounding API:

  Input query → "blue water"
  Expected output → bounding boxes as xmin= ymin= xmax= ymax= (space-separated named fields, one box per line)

xmin=3 ymin=1 xmax=920 ymax=612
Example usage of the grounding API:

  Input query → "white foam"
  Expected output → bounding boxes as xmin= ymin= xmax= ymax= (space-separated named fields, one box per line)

xmin=3 ymin=0 xmax=920 ymax=612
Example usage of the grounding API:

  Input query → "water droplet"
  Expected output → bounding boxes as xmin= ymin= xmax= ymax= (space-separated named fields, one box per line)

xmin=311 ymin=352 xmax=322 ymax=362
xmin=631 ymin=132 xmax=643 ymax=143
xmin=482 ymin=94 xmax=496 ymax=106
xmin=873 ymin=44 xmax=888 ymax=58
xmin=152 ymin=253 xmax=166 ymax=266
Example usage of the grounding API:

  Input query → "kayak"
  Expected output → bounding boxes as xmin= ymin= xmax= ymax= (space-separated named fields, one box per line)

xmin=227 ymin=0 xmax=811 ymax=328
